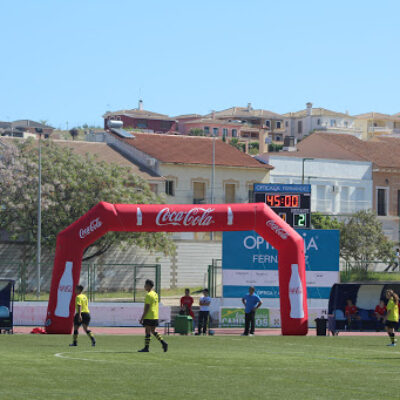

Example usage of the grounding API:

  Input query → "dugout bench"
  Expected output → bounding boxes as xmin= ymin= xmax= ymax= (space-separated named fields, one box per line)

xmin=0 ymin=278 xmax=15 ymax=334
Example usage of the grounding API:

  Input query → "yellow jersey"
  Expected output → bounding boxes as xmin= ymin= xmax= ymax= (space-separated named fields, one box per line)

xmin=75 ymin=293 xmax=90 ymax=314
xmin=144 ymin=290 xmax=159 ymax=320
xmin=386 ymin=298 xmax=399 ymax=322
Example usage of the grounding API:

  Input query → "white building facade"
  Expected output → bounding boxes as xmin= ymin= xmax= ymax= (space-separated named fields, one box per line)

xmin=267 ymin=155 xmax=373 ymax=215
xmin=284 ymin=103 xmax=362 ymax=140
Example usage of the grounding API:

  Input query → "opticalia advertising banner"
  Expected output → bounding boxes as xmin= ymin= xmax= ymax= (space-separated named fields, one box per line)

xmin=220 ymin=308 xmax=270 ymax=328
xmin=222 ymin=230 xmax=339 ymax=299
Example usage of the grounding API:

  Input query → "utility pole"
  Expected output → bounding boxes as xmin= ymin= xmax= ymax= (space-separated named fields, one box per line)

xmin=36 ymin=128 xmax=43 ymax=299
xmin=211 ymin=133 xmax=216 ymax=204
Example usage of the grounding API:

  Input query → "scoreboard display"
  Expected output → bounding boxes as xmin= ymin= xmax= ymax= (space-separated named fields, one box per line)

xmin=253 ymin=183 xmax=311 ymax=228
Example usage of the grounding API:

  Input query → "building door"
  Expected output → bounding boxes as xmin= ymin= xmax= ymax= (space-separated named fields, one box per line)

xmin=377 ymin=188 xmax=387 ymax=216
xmin=225 ymin=183 xmax=236 ymax=203
xmin=193 ymin=182 xmax=206 ymax=204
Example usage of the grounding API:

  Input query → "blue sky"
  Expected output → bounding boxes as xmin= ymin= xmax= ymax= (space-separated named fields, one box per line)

xmin=1 ymin=0 xmax=399 ymax=128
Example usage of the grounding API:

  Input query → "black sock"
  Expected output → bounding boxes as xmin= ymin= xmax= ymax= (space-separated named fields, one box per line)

xmin=73 ymin=329 xmax=78 ymax=344
xmin=86 ymin=330 xmax=95 ymax=342
xmin=144 ymin=334 xmax=151 ymax=349
xmin=153 ymin=331 xmax=166 ymax=344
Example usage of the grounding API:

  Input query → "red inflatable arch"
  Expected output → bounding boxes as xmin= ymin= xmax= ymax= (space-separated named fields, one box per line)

xmin=45 ymin=202 xmax=308 ymax=335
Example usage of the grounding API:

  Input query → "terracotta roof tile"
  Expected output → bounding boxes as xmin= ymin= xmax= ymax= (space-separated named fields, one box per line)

xmin=270 ymin=133 xmax=400 ymax=169
xmin=53 ymin=140 xmax=164 ymax=181
xmin=111 ymin=132 xmax=273 ymax=169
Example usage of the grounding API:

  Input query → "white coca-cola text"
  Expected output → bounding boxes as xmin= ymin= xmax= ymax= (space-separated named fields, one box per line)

xmin=58 ymin=285 xmax=73 ymax=293
xmin=266 ymin=220 xmax=289 ymax=240
xmin=289 ymin=287 xmax=302 ymax=295
xmin=156 ymin=207 xmax=214 ymax=227
xmin=79 ymin=217 xmax=103 ymax=239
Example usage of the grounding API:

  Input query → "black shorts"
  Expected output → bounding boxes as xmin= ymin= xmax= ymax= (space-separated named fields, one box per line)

xmin=385 ymin=320 xmax=398 ymax=329
xmin=143 ymin=319 xmax=159 ymax=327
xmin=74 ymin=312 xmax=91 ymax=326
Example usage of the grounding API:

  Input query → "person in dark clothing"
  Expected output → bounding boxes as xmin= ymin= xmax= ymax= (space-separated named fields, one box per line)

xmin=241 ymin=286 xmax=262 ymax=336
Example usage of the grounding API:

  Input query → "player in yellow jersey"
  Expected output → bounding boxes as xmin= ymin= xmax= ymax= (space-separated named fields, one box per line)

xmin=138 ymin=279 xmax=168 ymax=353
xmin=70 ymin=285 xmax=96 ymax=347
xmin=385 ymin=289 xmax=399 ymax=347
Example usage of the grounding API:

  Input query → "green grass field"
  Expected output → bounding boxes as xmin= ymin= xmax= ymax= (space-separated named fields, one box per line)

xmin=1 ymin=334 xmax=399 ymax=400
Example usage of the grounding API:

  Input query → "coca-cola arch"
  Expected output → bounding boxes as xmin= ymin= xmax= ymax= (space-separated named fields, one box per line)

xmin=46 ymin=202 xmax=308 ymax=335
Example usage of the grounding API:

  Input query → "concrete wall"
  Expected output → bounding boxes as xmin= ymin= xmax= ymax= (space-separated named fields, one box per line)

xmin=0 ymin=240 xmax=222 ymax=291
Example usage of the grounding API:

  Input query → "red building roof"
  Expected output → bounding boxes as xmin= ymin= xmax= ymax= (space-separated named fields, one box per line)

xmin=111 ymin=132 xmax=273 ymax=169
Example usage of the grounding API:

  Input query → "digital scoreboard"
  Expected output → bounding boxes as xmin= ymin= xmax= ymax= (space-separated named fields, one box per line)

xmin=253 ymin=183 xmax=311 ymax=228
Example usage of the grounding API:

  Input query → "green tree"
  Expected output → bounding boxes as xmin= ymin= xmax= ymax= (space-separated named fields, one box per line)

xmin=340 ymin=210 xmax=394 ymax=264
xmin=229 ymin=138 xmax=245 ymax=152
xmin=189 ymin=128 xmax=205 ymax=136
xmin=69 ymin=128 xmax=79 ymax=140
xmin=311 ymin=212 xmax=343 ymax=230
xmin=0 ymin=139 xmax=175 ymax=261
xmin=311 ymin=211 xmax=394 ymax=265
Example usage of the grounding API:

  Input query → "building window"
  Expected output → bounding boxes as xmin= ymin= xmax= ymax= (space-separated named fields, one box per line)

xmin=377 ymin=188 xmax=388 ymax=216
xmin=344 ymin=121 xmax=348 ymax=128
xmin=222 ymin=128 xmax=228 ymax=136
xmin=317 ymin=119 xmax=321 ymax=125
xmin=276 ymin=121 xmax=281 ymax=129
xmin=213 ymin=127 xmax=219 ymax=136
xmin=232 ymin=129 xmax=238 ymax=137
xmin=225 ymin=183 xmax=236 ymax=203
xmin=165 ymin=180 xmax=175 ymax=196
xmin=204 ymin=126 xmax=210 ymax=135
xmin=285 ymin=121 xmax=289 ymax=127
xmin=160 ymin=121 xmax=171 ymax=130
xmin=265 ymin=120 xmax=271 ymax=128
xmin=330 ymin=119 xmax=336 ymax=127
xmin=136 ymin=120 xmax=148 ymax=129
xmin=193 ymin=182 xmax=206 ymax=204
xmin=298 ymin=121 xmax=303 ymax=134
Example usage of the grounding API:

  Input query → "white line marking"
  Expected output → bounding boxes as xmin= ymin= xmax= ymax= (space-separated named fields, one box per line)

xmin=55 ymin=351 xmax=108 ymax=362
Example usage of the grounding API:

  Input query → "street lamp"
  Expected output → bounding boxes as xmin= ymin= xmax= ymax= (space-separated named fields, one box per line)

xmin=36 ymin=128 xmax=43 ymax=299
xmin=211 ymin=131 xmax=216 ymax=204
xmin=302 ymin=158 xmax=314 ymax=184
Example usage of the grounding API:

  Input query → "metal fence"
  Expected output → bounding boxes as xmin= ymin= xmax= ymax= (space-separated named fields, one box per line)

xmin=208 ymin=259 xmax=222 ymax=298
xmin=0 ymin=261 xmax=160 ymax=302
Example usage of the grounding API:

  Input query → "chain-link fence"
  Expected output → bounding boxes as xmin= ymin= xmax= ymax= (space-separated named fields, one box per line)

xmin=0 ymin=261 xmax=160 ymax=302
xmin=208 ymin=259 xmax=222 ymax=298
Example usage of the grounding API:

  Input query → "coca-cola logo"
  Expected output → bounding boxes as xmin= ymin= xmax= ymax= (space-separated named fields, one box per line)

xmin=79 ymin=217 xmax=102 ymax=239
xmin=266 ymin=220 xmax=289 ymax=240
xmin=156 ymin=207 xmax=214 ymax=227
xmin=289 ymin=287 xmax=302 ymax=295
xmin=58 ymin=285 xmax=73 ymax=293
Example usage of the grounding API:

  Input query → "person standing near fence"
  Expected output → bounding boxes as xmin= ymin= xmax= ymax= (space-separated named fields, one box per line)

xmin=197 ymin=289 xmax=211 ymax=335
xmin=70 ymin=285 xmax=96 ymax=347
xmin=385 ymin=289 xmax=399 ymax=347
xmin=138 ymin=279 xmax=168 ymax=353
xmin=180 ymin=288 xmax=195 ymax=325
xmin=241 ymin=286 xmax=262 ymax=336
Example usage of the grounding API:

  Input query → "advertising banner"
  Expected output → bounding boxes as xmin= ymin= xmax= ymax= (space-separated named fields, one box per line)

xmin=220 ymin=308 xmax=270 ymax=328
xmin=222 ymin=229 xmax=339 ymax=299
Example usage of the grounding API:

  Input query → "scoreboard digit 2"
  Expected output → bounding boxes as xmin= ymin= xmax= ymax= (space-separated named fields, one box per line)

xmin=253 ymin=184 xmax=311 ymax=228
